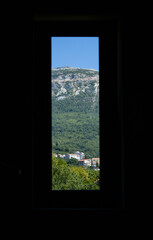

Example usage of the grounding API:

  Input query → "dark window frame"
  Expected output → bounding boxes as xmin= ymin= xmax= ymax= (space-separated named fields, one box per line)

xmin=32 ymin=14 xmax=125 ymax=211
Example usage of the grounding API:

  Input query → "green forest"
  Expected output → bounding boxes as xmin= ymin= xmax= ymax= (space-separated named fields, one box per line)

xmin=52 ymin=87 xmax=99 ymax=158
xmin=52 ymin=112 xmax=99 ymax=158
xmin=52 ymin=154 xmax=100 ymax=190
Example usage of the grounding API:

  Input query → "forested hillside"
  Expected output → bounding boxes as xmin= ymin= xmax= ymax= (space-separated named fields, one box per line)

xmin=52 ymin=67 xmax=99 ymax=158
xmin=52 ymin=112 xmax=99 ymax=158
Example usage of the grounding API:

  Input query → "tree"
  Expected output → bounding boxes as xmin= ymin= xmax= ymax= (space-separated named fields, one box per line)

xmin=52 ymin=154 xmax=100 ymax=190
xmin=66 ymin=158 xmax=78 ymax=166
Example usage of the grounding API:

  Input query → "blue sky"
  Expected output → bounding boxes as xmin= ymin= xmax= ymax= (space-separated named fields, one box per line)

xmin=51 ymin=37 xmax=99 ymax=70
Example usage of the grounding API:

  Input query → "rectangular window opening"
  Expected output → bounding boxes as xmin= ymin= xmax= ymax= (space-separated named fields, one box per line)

xmin=51 ymin=37 xmax=100 ymax=190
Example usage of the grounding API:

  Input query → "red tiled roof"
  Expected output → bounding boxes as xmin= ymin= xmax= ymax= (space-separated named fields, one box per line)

xmin=78 ymin=159 xmax=91 ymax=161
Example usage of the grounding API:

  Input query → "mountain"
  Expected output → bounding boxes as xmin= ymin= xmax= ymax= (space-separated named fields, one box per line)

xmin=52 ymin=67 xmax=99 ymax=113
xmin=51 ymin=67 xmax=100 ymax=158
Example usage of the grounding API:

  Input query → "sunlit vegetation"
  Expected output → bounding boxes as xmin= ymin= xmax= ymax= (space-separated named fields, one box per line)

xmin=52 ymin=155 xmax=100 ymax=190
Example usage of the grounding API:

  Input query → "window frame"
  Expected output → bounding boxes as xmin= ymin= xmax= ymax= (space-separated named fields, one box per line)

xmin=32 ymin=14 xmax=125 ymax=211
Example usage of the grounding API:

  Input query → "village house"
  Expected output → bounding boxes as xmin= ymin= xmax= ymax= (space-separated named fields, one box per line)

xmin=91 ymin=158 xmax=100 ymax=167
xmin=74 ymin=151 xmax=85 ymax=160
xmin=78 ymin=159 xmax=91 ymax=167
xmin=65 ymin=153 xmax=80 ymax=160
xmin=53 ymin=151 xmax=100 ymax=169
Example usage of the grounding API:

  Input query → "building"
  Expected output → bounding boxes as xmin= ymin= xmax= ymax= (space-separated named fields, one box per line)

xmin=65 ymin=154 xmax=80 ymax=160
xmin=78 ymin=159 xmax=91 ymax=167
xmin=74 ymin=151 xmax=85 ymax=160
xmin=91 ymin=158 xmax=100 ymax=167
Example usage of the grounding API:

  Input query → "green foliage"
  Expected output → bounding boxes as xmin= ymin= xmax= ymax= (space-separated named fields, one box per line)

xmin=52 ymin=155 xmax=100 ymax=190
xmin=66 ymin=158 xmax=78 ymax=166
xmin=86 ymin=168 xmax=100 ymax=182
xmin=70 ymin=166 xmax=90 ymax=181
xmin=52 ymin=112 xmax=99 ymax=158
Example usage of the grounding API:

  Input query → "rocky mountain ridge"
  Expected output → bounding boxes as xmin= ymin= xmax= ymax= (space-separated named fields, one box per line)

xmin=51 ymin=67 xmax=99 ymax=107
